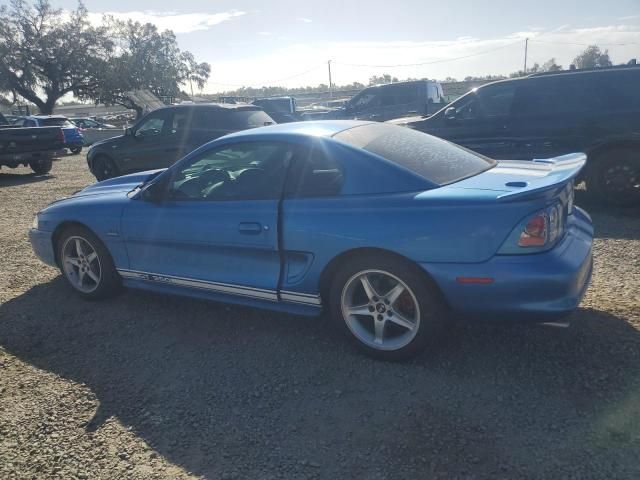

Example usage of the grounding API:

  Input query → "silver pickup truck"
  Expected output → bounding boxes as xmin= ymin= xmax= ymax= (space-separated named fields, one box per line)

xmin=0 ymin=112 xmax=65 ymax=175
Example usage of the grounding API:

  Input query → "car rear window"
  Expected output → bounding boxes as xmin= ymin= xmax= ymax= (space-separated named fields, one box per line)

xmin=334 ymin=123 xmax=495 ymax=185
xmin=42 ymin=118 xmax=74 ymax=127
xmin=230 ymin=110 xmax=275 ymax=128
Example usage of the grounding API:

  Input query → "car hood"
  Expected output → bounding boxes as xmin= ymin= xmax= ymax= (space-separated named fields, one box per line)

xmin=74 ymin=169 xmax=166 ymax=198
xmin=89 ymin=133 xmax=125 ymax=148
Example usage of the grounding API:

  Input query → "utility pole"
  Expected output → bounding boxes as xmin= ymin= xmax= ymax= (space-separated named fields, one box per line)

xmin=328 ymin=60 xmax=333 ymax=98
xmin=523 ymin=38 xmax=529 ymax=73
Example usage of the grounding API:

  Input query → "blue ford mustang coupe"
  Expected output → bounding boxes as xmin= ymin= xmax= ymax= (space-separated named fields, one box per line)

xmin=29 ymin=121 xmax=593 ymax=360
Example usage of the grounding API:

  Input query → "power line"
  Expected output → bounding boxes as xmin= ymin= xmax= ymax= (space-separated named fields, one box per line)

xmin=332 ymin=41 xmax=522 ymax=68
xmin=529 ymin=39 xmax=640 ymax=47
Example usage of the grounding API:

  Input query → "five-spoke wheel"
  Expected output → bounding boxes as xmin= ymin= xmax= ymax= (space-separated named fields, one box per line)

xmin=342 ymin=270 xmax=420 ymax=351
xmin=62 ymin=236 xmax=102 ymax=293
xmin=330 ymin=254 xmax=445 ymax=360
xmin=56 ymin=226 xmax=121 ymax=299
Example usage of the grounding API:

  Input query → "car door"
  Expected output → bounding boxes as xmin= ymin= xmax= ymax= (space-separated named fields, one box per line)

xmin=117 ymin=109 xmax=178 ymax=172
xmin=423 ymin=82 xmax=516 ymax=159
xmin=380 ymin=84 xmax=422 ymax=120
xmin=349 ymin=90 xmax=383 ymax=121
xmin=508 ymin=76 xmax=599 ymax=160
xmin=119 ymin=140 xmax=295 ymax=298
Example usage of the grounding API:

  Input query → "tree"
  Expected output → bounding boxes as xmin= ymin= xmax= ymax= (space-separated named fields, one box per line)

xmin=572 ymin=45 xmax=612 ymax=69
xmin=90 ymin=19 xmax=211 ymax=117
xmin=541 ymin=58 xmax=562 ymax=72
xmin=0 ymin=0 xmax=113 ymax=113
xmin=368 ymin=74 xmax=398 ymax=86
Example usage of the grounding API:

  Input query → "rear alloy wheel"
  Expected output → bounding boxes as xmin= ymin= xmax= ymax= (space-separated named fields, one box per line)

xmin=586 ymin=146 xmax=640 ymax=207
xmin=330 ymin=255 xmax=445 ymax=360
xmin=57 ymin=226 xmax=121 ymax=300
xmin=29 ymin=158 xmax=53 ymax=175
xmin=70 ymin=146 xmax=82 ymax=155
xmin=92 ymin=155 xmax=119 ymax=181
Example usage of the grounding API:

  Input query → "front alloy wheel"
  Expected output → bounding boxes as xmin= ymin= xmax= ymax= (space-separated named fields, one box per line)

xmin=61 ymin=236 xmax=102 ymax=293
xmin=57 ymin=226 xmax=121 ymax=299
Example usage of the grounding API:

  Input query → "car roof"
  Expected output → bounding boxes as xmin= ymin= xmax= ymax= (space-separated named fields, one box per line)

xmin=224 ymin=120 xmax=374 ymax=139
xmin=28 ymin=115 xmax=69 ymax=119
xmin=159 ymin=103 xmax=262 ymax=112
xmin=364 ymin=80 xmax=433 ymax=89
xmin=473 ymin=65 xmax=640 ymax=91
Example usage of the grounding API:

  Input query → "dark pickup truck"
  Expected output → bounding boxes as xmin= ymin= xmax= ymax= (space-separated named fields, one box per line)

xmin=0 ymin=112 xmax=65 ymax=175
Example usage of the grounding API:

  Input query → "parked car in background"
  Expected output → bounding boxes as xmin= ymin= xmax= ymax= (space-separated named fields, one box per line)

xmin=393 ymin=66 xmax=640 ymax=206
xmin=70 ymin=117 xmax=122 ymax=146
xmin=22 ymin=115 xmax=85 ymax=155
xmin=252 ymin=97 xmax=301 ymax=123
xmin=30 ymin=121 xmax=593 ymax=360
xmin=326 ymin=80 xmax=445 ymax=122
xmin=70 ymin=118 xmax=117 ymax=129
xmin=86 ymin=104 xmax=275 ymax=181
xmin=4 ymin=114 xmax=26 ymax=125
xmin=0 ymin=112 xmax=65 ymax=175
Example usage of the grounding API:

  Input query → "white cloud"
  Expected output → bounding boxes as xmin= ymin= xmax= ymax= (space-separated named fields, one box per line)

xmin=204 ymin=23 xmax=640 ymax=92
xmin=257 ymin=31 xmax=272 ymax=36
xmin=87 ymin=10 xmax=246 ymax=34
xmin=297 ymin=17 xmax=313 ymax=23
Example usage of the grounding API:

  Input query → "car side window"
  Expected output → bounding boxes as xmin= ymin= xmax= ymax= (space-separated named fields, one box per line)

xmin=477 ymin=83 xmax=516 ymax=117
xmin=351 ymin=92 xmax=381 ymax=111
xmin=454 ymin=95 xmax=482 ymax=120
xmin=168 ymin=142 xmax=294 ymax=201
xmin=170 ymin=110 xmax=192 ymax=135
xmin=286 ymin=144 xmax=344 ymax=198
xmin=135 ymin=112 xmax=168 ymax=138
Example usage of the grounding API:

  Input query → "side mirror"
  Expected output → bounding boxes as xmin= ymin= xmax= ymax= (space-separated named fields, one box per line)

xmin=444 ymin=107 xmax=457 ymax=121
xmin=125 ymin=127 xmax=133 ymax=136
xmin=141 ymin=180 xmax=167 ymax=203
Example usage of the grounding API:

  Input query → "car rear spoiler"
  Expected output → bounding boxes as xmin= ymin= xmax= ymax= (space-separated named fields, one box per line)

xmin=496 ymin=153 xmax=587 ymax=202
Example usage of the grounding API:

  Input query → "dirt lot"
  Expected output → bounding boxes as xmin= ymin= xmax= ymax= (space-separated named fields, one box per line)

xmin=1 ymin=155 xmax=639 ymax=480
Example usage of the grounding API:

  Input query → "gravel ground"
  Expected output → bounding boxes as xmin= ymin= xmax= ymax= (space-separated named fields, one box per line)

xmin=0 ymin=156 xmax=639 ymax=480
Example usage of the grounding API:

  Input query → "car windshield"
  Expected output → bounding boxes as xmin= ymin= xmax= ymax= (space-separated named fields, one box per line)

xmin=230 ymin=110 xmax=274 ymax=128
xmin=42 ymin=118 xmax=74 ymax=127
xmin=334 ymin=123 xmax=495 ymax=185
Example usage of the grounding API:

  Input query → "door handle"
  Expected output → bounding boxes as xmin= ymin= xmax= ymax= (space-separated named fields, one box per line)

xmin=238 ymin=222 xmax=263 ymax=234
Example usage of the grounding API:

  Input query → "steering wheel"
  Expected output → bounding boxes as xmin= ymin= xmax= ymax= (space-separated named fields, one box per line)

xmin=199 ymin=168 xmax=233 ymax=197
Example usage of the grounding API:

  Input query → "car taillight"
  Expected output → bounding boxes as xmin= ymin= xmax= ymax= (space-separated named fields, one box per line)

xmin=518 ymin=212 xmax=547 ymax=247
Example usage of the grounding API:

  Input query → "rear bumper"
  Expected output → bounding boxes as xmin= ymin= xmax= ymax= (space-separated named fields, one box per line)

xmin=422 ymin=207 xmax=593 ymax=321
xmin=29 ymin=228 xmax=57 ymax=267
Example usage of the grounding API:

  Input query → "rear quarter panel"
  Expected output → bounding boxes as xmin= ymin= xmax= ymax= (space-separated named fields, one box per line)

xmin=281 ymin=190 xmax=543 ymax=294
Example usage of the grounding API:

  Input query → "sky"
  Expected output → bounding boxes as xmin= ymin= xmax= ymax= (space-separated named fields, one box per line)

xmin=5 ymin=0 xmax=640 ymax=93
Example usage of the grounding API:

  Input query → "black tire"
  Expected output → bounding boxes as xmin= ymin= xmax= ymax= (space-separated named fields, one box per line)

xmin=329 ymin=253 xmax=446 ymax=361
xmin=70 ymin=146 xmax=82 ymax=155
xmin=92 ymin=155 xmax=119 ymax=181
xmin=585 ymin=146 xmax=640 ymax=207
xmin=29 ymin=158 xmax=53 ymax=175
xmin=56 ymin=225 xmax=121 ymax=300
